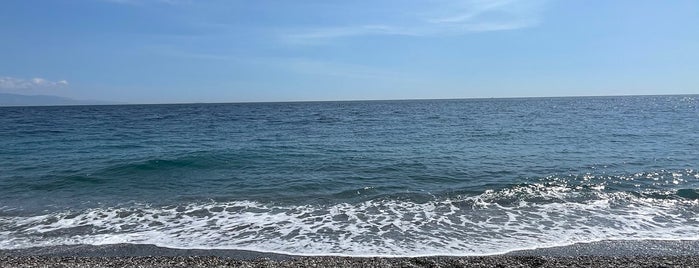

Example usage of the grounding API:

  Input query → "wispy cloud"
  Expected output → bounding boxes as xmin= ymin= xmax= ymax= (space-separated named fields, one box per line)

xmin=426 ymin=0 xmax=516 ymax=23
xmin=283 ymin=0 xmax=548 ymax=44
xmin=284 ymin=25 xmax=422 ymax=44
xmin=152 ymin=45 xmax=412 ymax=81
xmin=157 ymin=47 xmax=407 ymax=80
xmin=263 ymin=58 xmax=405 ymax=80
xmin=0 ymin=76 xmax=69 ymax=90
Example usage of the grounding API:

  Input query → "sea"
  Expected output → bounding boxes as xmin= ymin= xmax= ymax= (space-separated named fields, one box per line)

xmin=1 ymin=95 xmax=698 ymax=256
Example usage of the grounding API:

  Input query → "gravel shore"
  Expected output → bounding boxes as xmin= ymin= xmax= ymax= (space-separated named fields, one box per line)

xmin=2 ymin=255 xmax=698 ymax=268
xmin=2 ymin=240 xmax=698 ymax=267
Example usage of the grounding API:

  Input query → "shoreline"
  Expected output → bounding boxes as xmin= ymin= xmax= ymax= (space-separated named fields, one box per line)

xmin=3 ymin=239 xmax=699 ymax=258
xmin=2 ymin=240 xmax=699 ymax=267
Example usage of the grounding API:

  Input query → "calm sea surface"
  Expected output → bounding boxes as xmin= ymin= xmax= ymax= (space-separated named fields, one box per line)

xmin=1 ymin=95 xmax=698 ymax=255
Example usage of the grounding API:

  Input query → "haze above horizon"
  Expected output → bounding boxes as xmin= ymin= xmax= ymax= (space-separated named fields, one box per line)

xmin=1 ymin=0 xmax=698 ymax=103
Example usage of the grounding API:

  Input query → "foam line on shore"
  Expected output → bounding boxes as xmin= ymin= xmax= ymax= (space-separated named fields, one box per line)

xmin=3 ymin=239 xmax=699 ymax=259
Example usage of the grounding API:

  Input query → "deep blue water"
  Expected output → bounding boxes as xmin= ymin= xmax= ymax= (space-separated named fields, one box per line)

xmin=1 ymin=95 xmax=698 ymax=255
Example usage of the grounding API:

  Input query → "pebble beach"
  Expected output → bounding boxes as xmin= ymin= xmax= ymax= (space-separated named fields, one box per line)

xmin=2 ymin=240 xmax=699 ymax=268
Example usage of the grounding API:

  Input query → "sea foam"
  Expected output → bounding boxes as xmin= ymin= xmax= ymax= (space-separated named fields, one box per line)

xmin=2 ymin=184 xmax=698 ymax=256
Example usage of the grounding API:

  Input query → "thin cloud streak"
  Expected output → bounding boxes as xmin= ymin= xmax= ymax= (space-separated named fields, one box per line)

xmin=283 ymin=0 xmax=548 ymax=44
xmin=153 ymin=46 xmax=414 ymax=81
xmin=265 ymin=58 xmax=405 ymax=80
xmin=0 ymin=76 xmax=69 ymax=90
xmin=284 ymin=25 xmax=425 ymax=44
xmin=427 ymin=0 xmax=516 ymax=23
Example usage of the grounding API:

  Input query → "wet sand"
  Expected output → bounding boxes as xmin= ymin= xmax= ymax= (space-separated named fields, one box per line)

xmin=2 ymin=240 xmax=698 ymax=267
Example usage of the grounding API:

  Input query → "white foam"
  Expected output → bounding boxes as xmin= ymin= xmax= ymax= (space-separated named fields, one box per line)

xmin=1 ymin=186 xmax=699 ymax=256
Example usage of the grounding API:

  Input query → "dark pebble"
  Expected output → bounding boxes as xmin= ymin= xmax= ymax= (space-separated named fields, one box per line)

xmin=2 ymin=255 xmax=699 ymax=268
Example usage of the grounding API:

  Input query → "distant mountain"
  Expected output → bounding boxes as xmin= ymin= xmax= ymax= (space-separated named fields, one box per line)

xmin=0 ymin=93 xmax=113 ymax=106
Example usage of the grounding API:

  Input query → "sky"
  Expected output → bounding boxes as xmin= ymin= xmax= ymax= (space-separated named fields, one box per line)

xmin=0 ymin=0 xmax=698 ymax=103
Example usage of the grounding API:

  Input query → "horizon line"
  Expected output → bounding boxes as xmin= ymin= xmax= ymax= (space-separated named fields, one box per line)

xmin=0 ymin=93 xmax=697 ymax=108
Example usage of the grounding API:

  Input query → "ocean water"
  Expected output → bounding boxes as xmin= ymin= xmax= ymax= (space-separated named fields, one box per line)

xmin=1 ymin=95 xmax=698 ymax=256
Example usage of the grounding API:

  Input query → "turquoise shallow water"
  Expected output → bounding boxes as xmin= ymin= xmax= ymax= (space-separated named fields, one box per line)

xmin=1 ymin=95 xmax=698 ymax=255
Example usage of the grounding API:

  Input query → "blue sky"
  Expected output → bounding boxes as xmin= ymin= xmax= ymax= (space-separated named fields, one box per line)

xmin=0 ymin=0 xmax=697 ymax=103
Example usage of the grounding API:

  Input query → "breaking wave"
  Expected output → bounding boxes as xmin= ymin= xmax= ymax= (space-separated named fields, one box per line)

xmin=2 ymin=180 xmax=699 ymax=256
